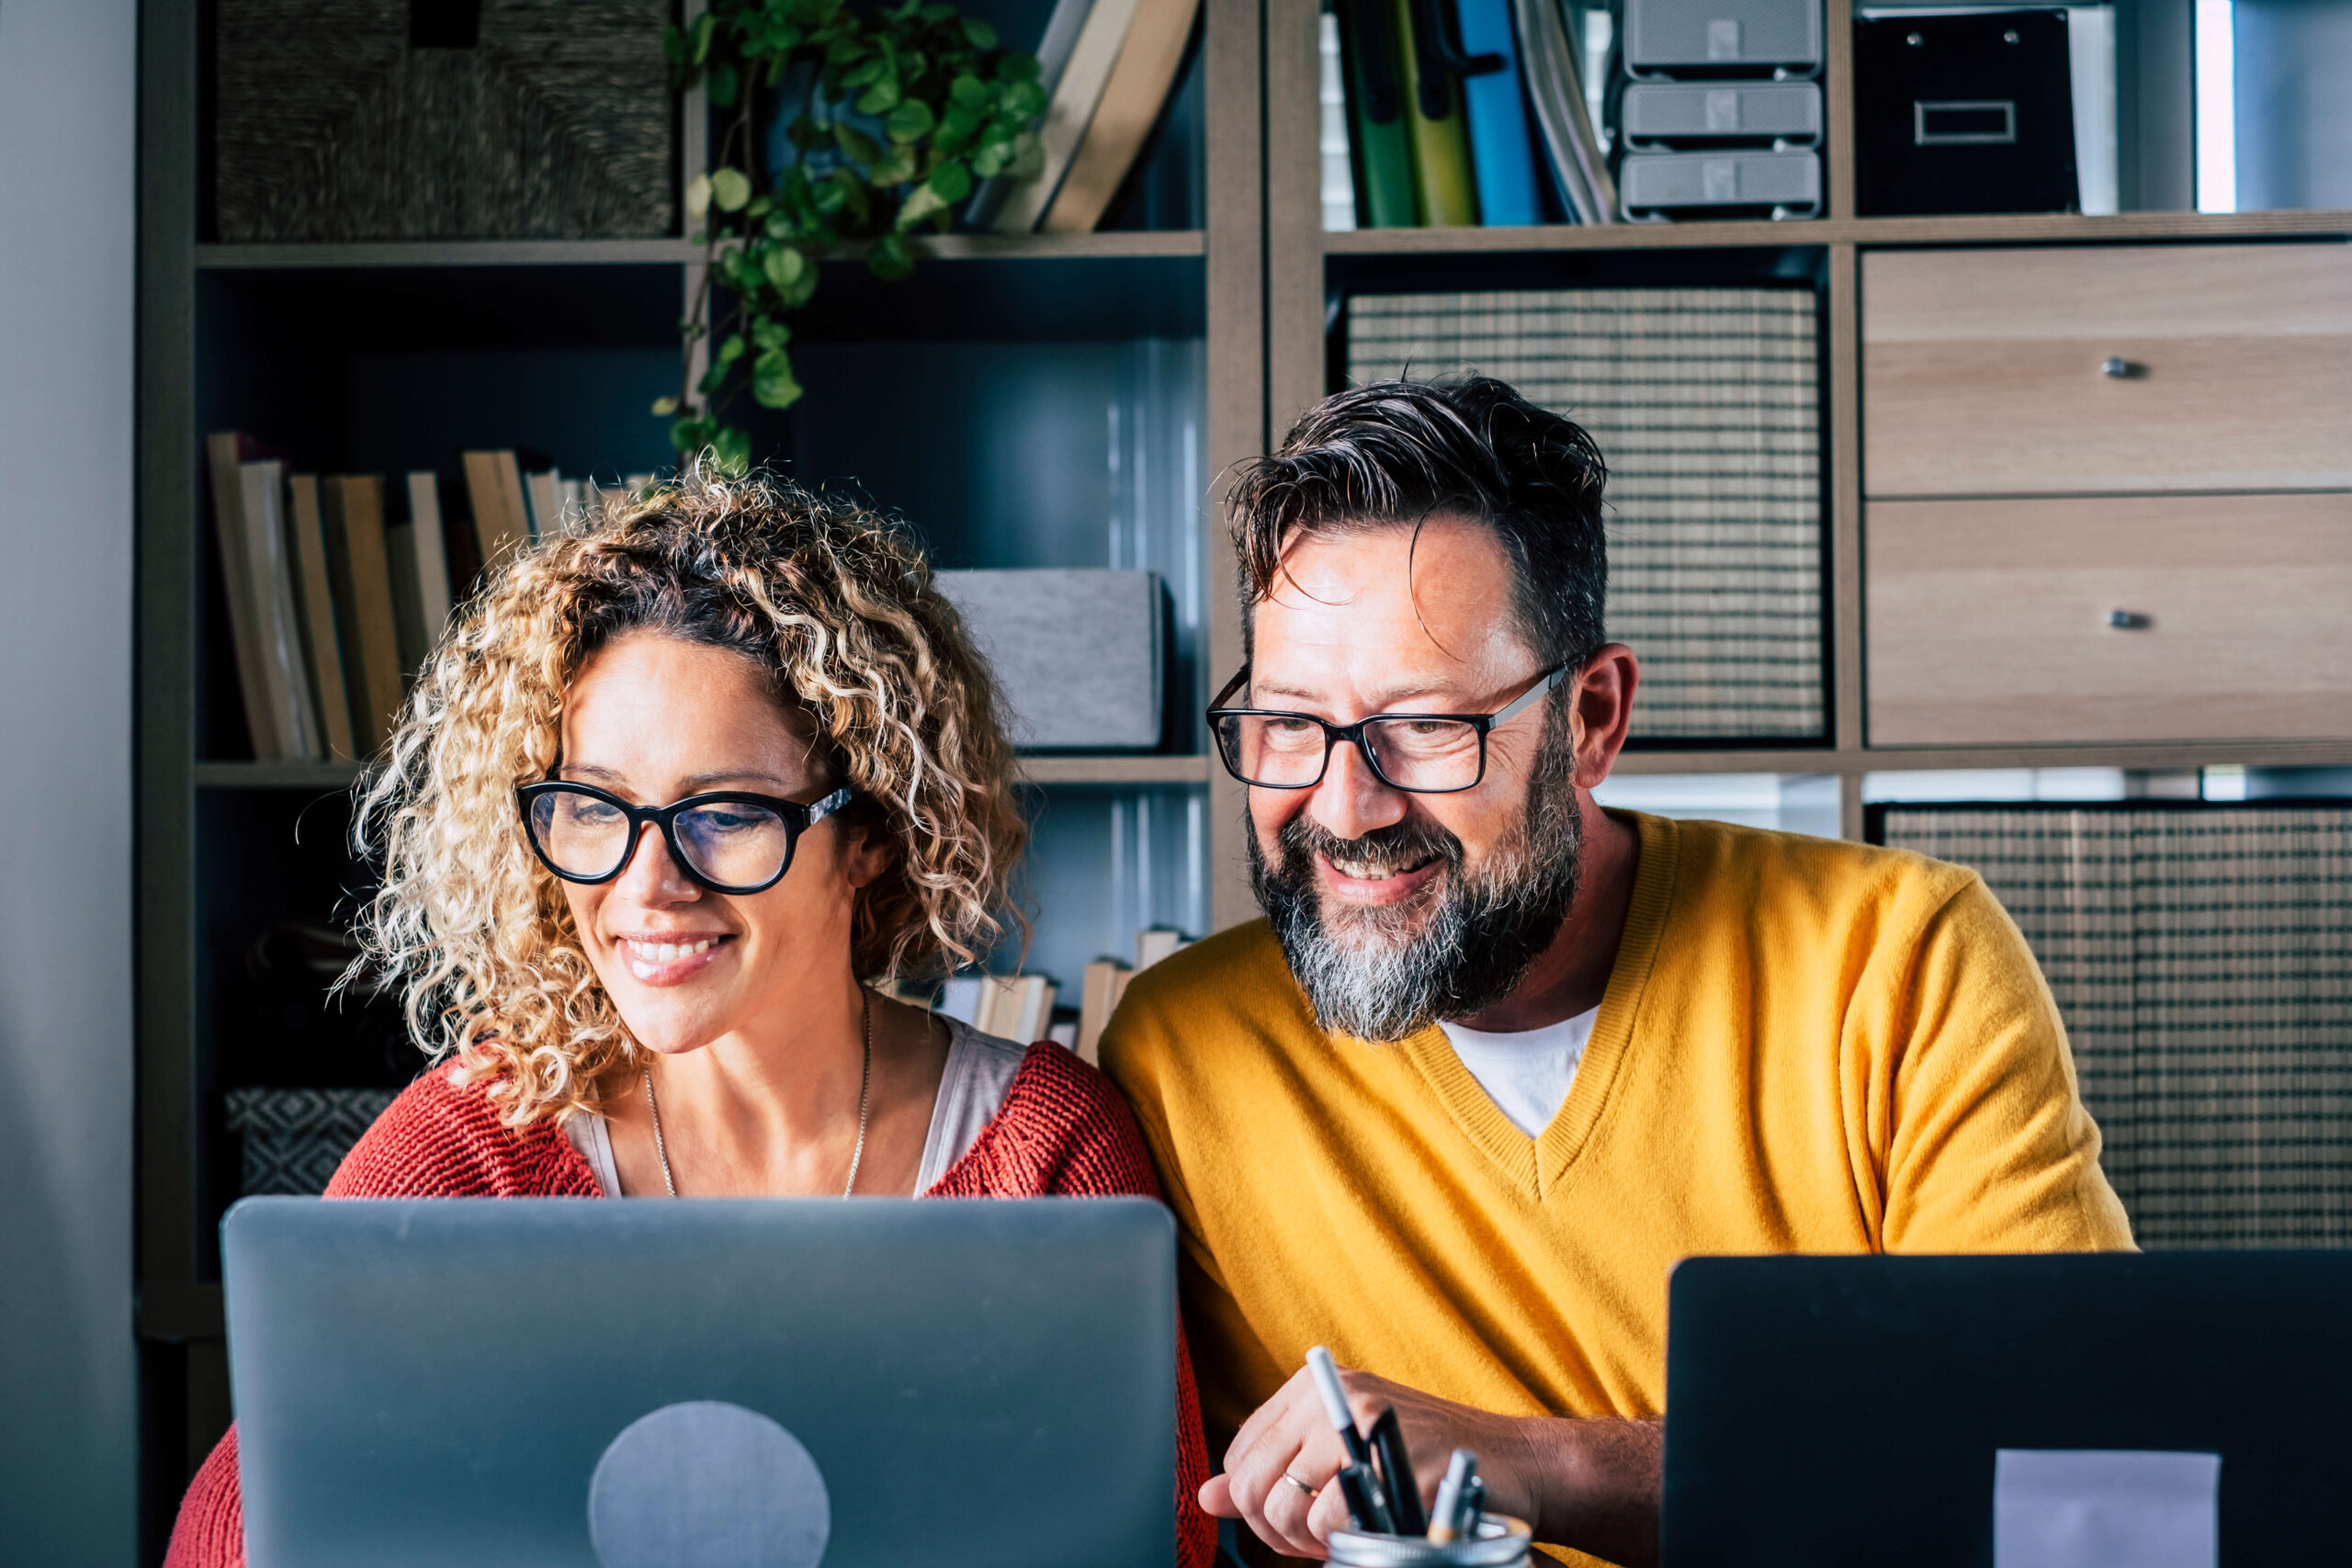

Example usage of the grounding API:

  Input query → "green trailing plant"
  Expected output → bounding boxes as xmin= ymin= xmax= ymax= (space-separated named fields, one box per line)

xmin=658 ymin=0 xmax=1048 ymax=469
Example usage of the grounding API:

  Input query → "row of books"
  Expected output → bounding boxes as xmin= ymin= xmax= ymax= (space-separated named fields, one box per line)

xmin=972 ymin=0 xmax=1202 ymax=233
xmin=924 ymin=926 xmax=1195 ymax=1060
xmin=1320 ymin=0 xmax=1615 ymax=230
xmin=207 ymin=432 xmax=649 ymax=762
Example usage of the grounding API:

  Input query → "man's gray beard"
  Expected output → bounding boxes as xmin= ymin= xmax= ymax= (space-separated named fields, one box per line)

xmin=1249 ymin=716 xmax=1583 ymax=1043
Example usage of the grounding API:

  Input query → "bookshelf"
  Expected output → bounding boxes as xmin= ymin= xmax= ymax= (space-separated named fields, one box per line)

xmin=134 ymin=0 xmax=1259 ymax=1549
xmin=1262 ymin=0 xmax=2352 ymax=838
xmin=131 ymin=0 xmax=2352 ymax=1552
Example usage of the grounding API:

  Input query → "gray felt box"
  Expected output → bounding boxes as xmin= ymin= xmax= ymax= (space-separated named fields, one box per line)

xmin=1621 ymin=149 xmax=1822 ymax=219
xmin=1624 ymin=0 xmax=1823 ymax=75
xmin=1622 ymin=83 xmax=1824 ymax=148
xmin=935 ymin=570 xmax=1165 ymax=750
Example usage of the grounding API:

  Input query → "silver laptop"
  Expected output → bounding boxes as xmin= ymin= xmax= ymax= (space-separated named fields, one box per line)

xmin=223 ymin=1196 xmax=1177 ymax=1567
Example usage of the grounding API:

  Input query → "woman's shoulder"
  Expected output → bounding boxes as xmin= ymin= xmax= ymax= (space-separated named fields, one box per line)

xmin=324 ymin=1060 xmax=601 ymax=1199
xmin=930 ymin=1042 xmax=1163 ymax=1200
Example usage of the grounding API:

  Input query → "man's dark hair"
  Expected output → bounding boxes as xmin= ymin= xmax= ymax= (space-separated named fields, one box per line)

xmin=1226 ymin=376 xmax=1608 ymax=666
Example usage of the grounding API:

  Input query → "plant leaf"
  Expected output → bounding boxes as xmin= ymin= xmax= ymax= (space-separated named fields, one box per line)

xmin=866 ymin=231 xmax=913 ymax=280
xmin=752 ymin=348 xmax=804 ymax=409
xmin=709 ymin=166 xmax=753 ymax=211
xmin=752 ymin=315 xmax=791 ymax=350
xmin=686 ymin=172 xmax=714 ymax=220
xmin=961 ymin=16 xmax=998 ymax=47
xmin=886 ymin=98 xmax=935 ymax=144
xmin=711 ymin=425 xmax=753 ymax=475
xmin=897 ymin=182 xmax=950 ymax=229
xmin=834 ymin=123 xmax=885 ymax=166
xmin=651 ymin=396 xmax=681 ymax=416
xmin=926 ymin=158 xmax=972 ymax=203
xmin=717 ymin=333 xmax=747 ymax=364
xmin=707 ymin=61 xmax=740 ymax=107
xmin=855 ymin=76 xmax=901 ymax=114
xmin=762 ymin=245 xmax=809 ymax=294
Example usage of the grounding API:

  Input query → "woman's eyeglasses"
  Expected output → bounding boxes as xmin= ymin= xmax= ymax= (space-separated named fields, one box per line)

xmin=1205 ymin=663 xmax=1571 ymax=794
xmin=515 ymin=781 xmax=854 ymax=896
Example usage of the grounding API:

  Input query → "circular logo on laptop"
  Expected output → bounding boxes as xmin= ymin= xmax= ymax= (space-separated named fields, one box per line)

xmin=588 ymin=1400 xmax=831 ymax=1568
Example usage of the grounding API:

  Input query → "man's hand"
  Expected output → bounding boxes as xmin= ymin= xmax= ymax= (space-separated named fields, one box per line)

xmin=1199 ymin=1359 xmax=1662 ymax=1567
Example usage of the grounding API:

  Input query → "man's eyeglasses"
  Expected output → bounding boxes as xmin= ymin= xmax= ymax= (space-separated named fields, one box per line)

xmin=1206 ymin=663 xmax=1572 ymax=794
xmin=516 ymin=781 xmax=855 ymax=896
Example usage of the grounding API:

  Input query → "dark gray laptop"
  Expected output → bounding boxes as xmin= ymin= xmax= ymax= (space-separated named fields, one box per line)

xmin=1661 ymin=1253 xmax=2352 ymax=1567
xmin=223 ymin=1196 xmax=1177 ymax=1568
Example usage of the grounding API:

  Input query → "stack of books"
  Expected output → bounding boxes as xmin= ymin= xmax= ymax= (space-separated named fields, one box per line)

xmin=1345 ymin=288 xmax=1825 ymax=739
xmin=1878 ymin=801 xmax=2352 ymax=1248
xmin=967 ymin=0 xmax=1204 ymax=233
xmin=207 ymin=434 xmax=651 ymax=762
xmin=923 ymin=926 xmax=1193 ymax=1059
xmin=1325 ymin=0 xmax=1615 ymax=228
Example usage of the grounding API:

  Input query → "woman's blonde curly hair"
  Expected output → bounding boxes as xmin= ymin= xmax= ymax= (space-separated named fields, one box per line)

xmin=348 ymin=470 xmax=1026 ymax=1128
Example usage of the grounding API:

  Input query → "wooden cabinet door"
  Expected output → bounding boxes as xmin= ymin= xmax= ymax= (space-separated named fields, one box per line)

xmin=1867 ymin=491 xmax=2352 ymax=745
xmin=1863 ymin=244 xmax=2352 ymax=498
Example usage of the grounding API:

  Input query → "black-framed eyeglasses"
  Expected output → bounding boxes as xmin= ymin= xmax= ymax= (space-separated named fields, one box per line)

xmin=515 ymin=781 xmax=855 ymax=896
xmin=1206 ymin=663 xmax=1572 ymax=794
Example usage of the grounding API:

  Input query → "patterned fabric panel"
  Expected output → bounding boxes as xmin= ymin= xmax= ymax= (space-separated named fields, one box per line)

xmin=1881 ymin=806 xmax=2352 ymax=1248
xmin=223 ymin=1087 xmax=401 ymax=1197
xmin=1346 ymin=288 xmax=1825 ymax=739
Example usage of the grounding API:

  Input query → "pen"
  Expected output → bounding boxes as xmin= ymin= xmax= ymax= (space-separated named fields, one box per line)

xmin=1306 ymin=1347 xmax=1374 ymax=1469
xmin=1368 ymin=1406 xmax=1427 ymax=1534
xmin=1428 ymin=1449 xmax=1476 ymax=1543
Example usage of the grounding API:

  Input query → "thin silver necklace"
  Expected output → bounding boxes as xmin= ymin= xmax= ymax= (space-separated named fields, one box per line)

xmin=642 ymin=988 xmax=872 ymax=1199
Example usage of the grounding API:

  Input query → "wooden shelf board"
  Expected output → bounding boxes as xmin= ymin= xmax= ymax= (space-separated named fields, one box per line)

xmin=1323 ymin=209 xmax=2352 ymax=259
xmin=1613 ymin=739 xmax=2352 ymax=776
xmin=1017 ymin=754 xmax=1211 ymax=784
xmin=194 ymin=761 xmax=366 ymax=789
xmin=195 ymin=231 xmax=1205 ymax=271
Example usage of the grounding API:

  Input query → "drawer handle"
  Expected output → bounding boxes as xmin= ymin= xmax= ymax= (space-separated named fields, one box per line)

xmin=2108 ymin=608 xmax=2150 ymax=630
xmin=2100 ymin=355 xmax=2139 ymax=378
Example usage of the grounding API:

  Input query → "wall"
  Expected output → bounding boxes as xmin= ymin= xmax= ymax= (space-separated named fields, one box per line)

xmin=0 ymin=0 xmax=141 ymax=1561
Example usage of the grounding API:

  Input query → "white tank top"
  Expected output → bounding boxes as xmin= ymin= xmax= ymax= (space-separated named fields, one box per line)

xmin=563 ymin=1016 xmax=1029 ymax=1197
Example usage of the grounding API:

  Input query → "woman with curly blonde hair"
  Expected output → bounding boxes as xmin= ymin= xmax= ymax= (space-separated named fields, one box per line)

xmin=167 ymin=474 xmax=1216 ymax=1568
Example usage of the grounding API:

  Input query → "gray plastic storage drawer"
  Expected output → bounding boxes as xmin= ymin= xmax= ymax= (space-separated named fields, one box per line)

xmin=1622 ymin=82 xmax=1823 ymax=147
xmin=933 ymin=569 xmax=1166 ymax=750
xmin=1624 ymin=0 xmax=1822 ymax=74
xmin=1621 ymin=150 xmax=1822 ymax=218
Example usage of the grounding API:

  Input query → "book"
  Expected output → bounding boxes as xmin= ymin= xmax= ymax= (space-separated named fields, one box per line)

xmin=385 ymin=520 xmax=429 ymax=676
xmin=1011 ymin=976 xmax=1058 ymax=1043
xmin=1040 ymin=0 xmax=1204 ymax=233
xmin=993 ymin=0 xmax=1146 ymax=231
xmin=1513 ymin=0 xmax=1616 ymax=222
xmin=1341 ymin=0 xmax=1420 ymax=227
xmin=937 ymin=975 xmax=985 ymax=1025
xmin=402 ymin=472 xmax=454 ymax=648
xmin=284 ymin=475 xmax=359 ymax=762
xmin=1318 ymin=10 xmax=1360 ymax=231
xmin=1075 ymin=958 xmax=1130 ymax=1065
xmin=238 ymin=458 xmax=325 ymax=760
xmin=460 ymin=450 xmax=531 ymax=569
xmin=1046 ymin=1017 xmax=1080 ymax=1051
xmin=205 ymin=432 xmax=289 ymax=758
xmin=1391 ymin=0 xmax=1479 ymax=225
xmin=1347 ymin=288 xmax=1821 ymax=738
xmin=1453 ymin=0 xmax=1542 ymax=225
xmin=321 ymin=475 xmax=406 ymax=754
xmin=967 ymin=0 xmax=1102 ymax=227
xmin=1135 ymin=926 xmax=1191 ymax=969
xmin=525 ymin=468 xmax=563 ymax=541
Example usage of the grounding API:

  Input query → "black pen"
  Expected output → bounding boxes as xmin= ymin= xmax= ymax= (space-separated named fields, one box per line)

xmin=1368 ymin=1406 xmax=1427 ymax=1534
xmin=1306 ymin=1348 xmax=1394 ymax=1532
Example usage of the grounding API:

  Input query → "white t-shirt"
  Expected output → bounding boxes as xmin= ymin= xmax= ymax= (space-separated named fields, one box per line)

xmin=564 ymin=1016 xmax=1028 ymax=1197
xmin=1436 ymin=1006 xmax=1600 ymax=1138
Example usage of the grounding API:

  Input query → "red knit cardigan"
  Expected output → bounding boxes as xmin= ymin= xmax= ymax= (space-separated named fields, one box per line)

xmin=167 ymin=1042 xmax=1216 ymax=1568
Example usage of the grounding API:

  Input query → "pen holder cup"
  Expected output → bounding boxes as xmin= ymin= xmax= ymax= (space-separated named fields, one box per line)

xmin=1328 ymin=1516 xmax=1534 ymax=1567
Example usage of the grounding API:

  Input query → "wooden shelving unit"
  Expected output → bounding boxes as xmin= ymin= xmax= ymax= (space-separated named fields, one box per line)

xmin=133 ymin=0 xmax=2352 ymax=1551
xmin=1261 ymin=0 xmax=2352 ymax=840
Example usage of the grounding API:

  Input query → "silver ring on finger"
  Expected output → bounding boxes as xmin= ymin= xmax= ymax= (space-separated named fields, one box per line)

xmin=1284 ymin=1472 xmax=1319 ymax=1498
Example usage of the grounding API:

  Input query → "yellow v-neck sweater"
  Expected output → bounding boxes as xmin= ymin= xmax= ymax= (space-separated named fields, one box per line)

xmin=1102 ymin=813 xmax=2132 ymax=1556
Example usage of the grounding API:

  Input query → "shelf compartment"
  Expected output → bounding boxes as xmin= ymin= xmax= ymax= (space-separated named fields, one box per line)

xmin=1323 ymin=209 xmax=2352 ymax=257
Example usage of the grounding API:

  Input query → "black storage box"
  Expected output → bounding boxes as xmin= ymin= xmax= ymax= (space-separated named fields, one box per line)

xmin=1854 ymin=9 xmax=2078 ymax=215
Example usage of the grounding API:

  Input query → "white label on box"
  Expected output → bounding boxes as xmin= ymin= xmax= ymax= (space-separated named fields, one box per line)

xmin=1706 ymin=89 xmax=1740 ymax=130
xmin=1707 ymin=17 xmax=1742 ymax=58
xmin=1994 ymin=1450 xmax=2220 ymax=1568
xmin=1703 ymin=159 xmax=1737 ymax=200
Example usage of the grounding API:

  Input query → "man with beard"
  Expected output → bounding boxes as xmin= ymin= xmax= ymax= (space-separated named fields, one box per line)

xmin=1098 ymin=377 xmax=2132 ymax=1568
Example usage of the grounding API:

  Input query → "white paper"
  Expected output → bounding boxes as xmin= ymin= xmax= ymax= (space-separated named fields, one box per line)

xmin=1995 ymin=1449 xmax=2220 ymax=1568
